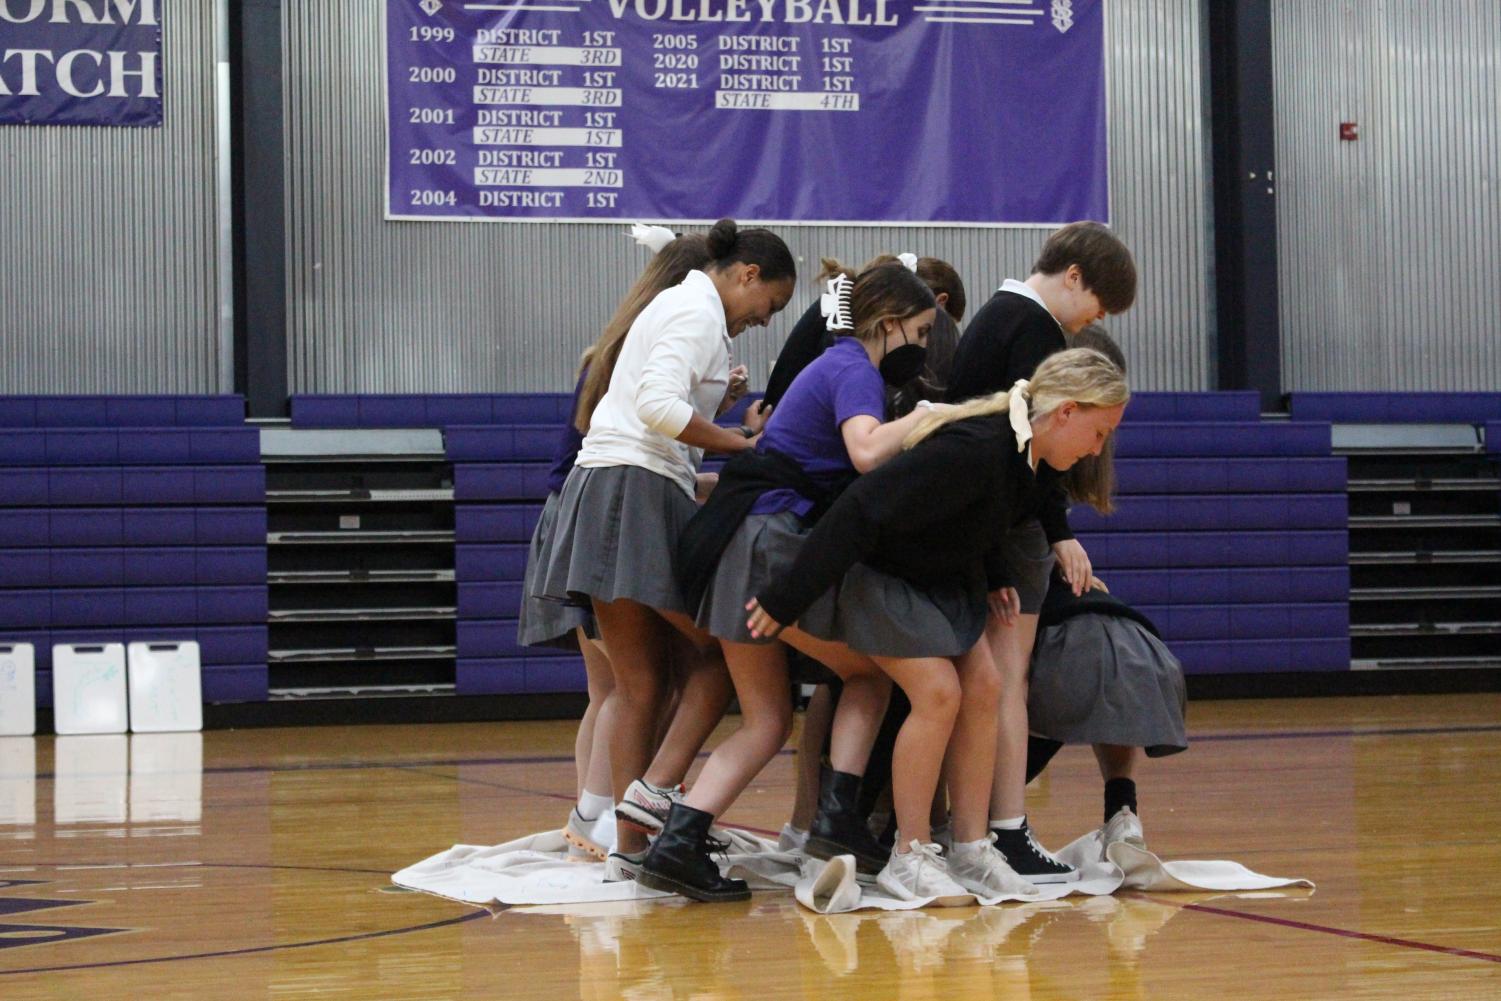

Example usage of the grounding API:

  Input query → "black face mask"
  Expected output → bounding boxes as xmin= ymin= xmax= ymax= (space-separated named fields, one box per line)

xmin=879 ymin=327 xmax=928 ymax=387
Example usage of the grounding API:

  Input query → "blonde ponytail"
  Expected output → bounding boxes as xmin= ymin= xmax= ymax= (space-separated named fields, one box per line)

xmin=903 ymin=347 xmax=1130 ymax=450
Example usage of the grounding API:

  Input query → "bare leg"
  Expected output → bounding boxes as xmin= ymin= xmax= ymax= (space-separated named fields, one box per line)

xmin=577 ymin=632 xmax=615 ymax=800
xmin=943 ymin=640 xmax=1003 ymax=842
xmin=781 ymin=627 xmax=892 ymax=776
xmin=640 ymin=609 xmax=733 ymax=790
xmin=871 ymin=655 xmax=961 ymax=850
xmin=592 ymin=597 xmax=675 ymax=854
xmin=790 ymin=684 xmax=835 ymax=831
xmin=1094 ymin=744 xmax=1138 ymax=780
xmin=987 ymin=612 xmax=1040 ymax=820
xmin=681 ymin=641 xmax=794 ymax=818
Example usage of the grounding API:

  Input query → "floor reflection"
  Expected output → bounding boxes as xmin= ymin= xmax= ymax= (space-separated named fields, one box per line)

xmin=128 ymin=733 xmax=203 ymax=825
xmin=520 ymin=883 xmax=1322 ymax=1001
xmin=0 ymin=734 xmax=205 ymax=834
xmin=0 ymin=739 xmax=35 ymax=835
xmin=54 ymin=735 xmax=128 ymax=825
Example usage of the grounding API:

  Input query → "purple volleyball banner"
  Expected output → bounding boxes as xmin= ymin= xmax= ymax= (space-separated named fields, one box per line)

xmin=0 ymin=0 xmax=163 ymax=128
xmin=385 ymin=0 xmax=1106 ymax=224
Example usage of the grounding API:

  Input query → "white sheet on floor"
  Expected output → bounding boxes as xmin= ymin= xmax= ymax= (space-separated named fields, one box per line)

xmin=394 ymin=824 xmax=1312 ymax=913
xmin=393 ymin=827 xmax=801 ymax=906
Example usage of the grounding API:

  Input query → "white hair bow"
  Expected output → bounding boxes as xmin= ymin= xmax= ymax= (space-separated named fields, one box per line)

xmin=1009 ymin=380 xmax=1033 ymax=453
xmin=897 ymin=253 xmax=918 ymax=272
xmin=821 ymin=274 xmax=854 ymax=332
xmin=628 ymin=223 xmax=677 ymax=254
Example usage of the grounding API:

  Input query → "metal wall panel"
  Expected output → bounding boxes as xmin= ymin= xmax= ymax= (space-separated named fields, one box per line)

xmin=1274 ymin=1 xmax=1501 ymax=391
xmin=285 ymin=0 xmax=1214 ymax=395
xmin=0 ymin=4 xmax=224 ymax=394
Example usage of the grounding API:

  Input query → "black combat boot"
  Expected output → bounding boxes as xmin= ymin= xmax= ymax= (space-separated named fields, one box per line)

xmin=803 ymin=767 xmax=887 ymax=875
xmin=637 ymin=802 xmax=750 ymax=903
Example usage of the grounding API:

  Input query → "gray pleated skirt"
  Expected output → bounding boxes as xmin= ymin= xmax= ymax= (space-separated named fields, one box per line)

xmin=537 ymin=463 xmax=698 ymax=615
xmin=794 ymin=563 xmax=986 ymax=660
xmin=999 ymin=518 xmax=1057 ymax=615
xmin=696 ymin=510 xmax=808 ymax=644
xmin=700 ymin=510 xmax=984 ymax=658
xmin=516 ymin=491 xmax=592 ymax=649
xmin=1028 ymin=614 xmax=1188 ymax=757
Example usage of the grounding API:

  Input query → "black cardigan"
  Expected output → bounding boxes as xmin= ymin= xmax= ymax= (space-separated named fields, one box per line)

xmin=675 ymin=448 xmax=852 ymax=612
xmin=756 ymin=413 xmax=1058 ymax=627
xmin=1038 ymin=578 xmax=1163 ymax=639
xmin=945 ymin=289 xmax=1073 ymax=544
xmin=762 ymin=302 xmax=833 ymax=410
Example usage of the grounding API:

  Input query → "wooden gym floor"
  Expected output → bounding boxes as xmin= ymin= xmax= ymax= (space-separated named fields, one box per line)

xmin=1 ymin=692 xmax=1498 ymax=999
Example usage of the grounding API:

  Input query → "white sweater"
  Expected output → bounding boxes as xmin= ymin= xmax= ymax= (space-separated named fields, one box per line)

xmin=575 ymin=270 xmax=731 ymax=497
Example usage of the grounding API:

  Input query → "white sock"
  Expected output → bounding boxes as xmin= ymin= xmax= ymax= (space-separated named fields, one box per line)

xmin=990 ymin=815 xmax=1026 ymax=830
xmin=577 ymin=790 xmax=612 ymax=821
xmin=643 ymin=779 xmax=676 ymax=796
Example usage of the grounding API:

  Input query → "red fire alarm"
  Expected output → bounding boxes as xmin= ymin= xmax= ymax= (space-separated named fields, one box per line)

xmin=1340 ymin=122 xmax=1359 ymax=141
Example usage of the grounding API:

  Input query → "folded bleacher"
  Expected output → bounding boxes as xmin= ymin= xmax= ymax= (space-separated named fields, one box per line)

xmin=290 ymin=393 xmax=580 ymax=695
xmin=1068 ymin=391 xmax=1351 ymax=673
xmin=293 ymin=390 xmax=1354 ymax=689
xmin=0 ymin=396 xmax=267 ymax=706
xmin=1287 ymin=392 xmax=1499 ymax=670
xmin=1288 ymin=392 xmax=1501 ymax=424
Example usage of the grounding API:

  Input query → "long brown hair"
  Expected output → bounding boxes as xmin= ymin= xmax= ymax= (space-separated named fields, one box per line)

xmin=1061 ymin=325 xmax=1127 ymax=513
xmin=844 ymin=263 xmax=937 ymax=346
xmin=819 ymin=254 xmax=966 ymax=324
xmin=573 ymin=233 xmax=712 ymax=434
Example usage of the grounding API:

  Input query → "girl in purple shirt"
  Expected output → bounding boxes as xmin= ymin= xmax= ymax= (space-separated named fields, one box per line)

xmin=638 ymin=262 xmax=952 ymax=902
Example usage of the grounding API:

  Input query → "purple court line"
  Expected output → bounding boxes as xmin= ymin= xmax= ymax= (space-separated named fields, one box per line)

xmin=389 ymin=765 xmax=782 ymax=839
xmin=1174 ymin=899 xmax=1501 ymax=966
xmin=392 ymin=764 xmax=577 ymax=804
xmin=0 ymin=862 xmax=397 ymax=877
xmin=1191 ymin=722 xmax=1501 ymax=744
xmin=29 ymin=747 xmax=796 ymax=782
xmin=0 ymin=860 xmax=491 ymax=977
xmin=25 ymin=722 xmax=1501 ymax=782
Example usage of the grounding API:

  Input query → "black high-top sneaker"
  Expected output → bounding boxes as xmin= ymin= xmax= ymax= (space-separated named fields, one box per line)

xmin=990 ymin=817 xmax=1079 ymax=884
xmin=637 ymin=802 xmax=750 ymax=903
xmin=803 ymin=768 xmax=888 ymax=875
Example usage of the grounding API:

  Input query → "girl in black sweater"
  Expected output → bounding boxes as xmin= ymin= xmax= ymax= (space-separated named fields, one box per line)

xmin=948 ymin=223 xmax=1137 ymax=881
xmin=747 ymin=347 xmax=1130 ymax=901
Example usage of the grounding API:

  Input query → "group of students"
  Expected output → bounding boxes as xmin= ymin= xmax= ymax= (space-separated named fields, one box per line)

xmin=518 ymin=218 xmax=1188 ymax=905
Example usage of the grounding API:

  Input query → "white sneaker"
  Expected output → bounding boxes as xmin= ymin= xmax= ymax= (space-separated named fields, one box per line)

xmin=947 ymin=834 xmax=1041 ymax=898
xmin=1103 ymin=806 xmax=1145 ymax=850
xmin=876 ymin=840 xmax=971 ymax=906
xmin=615 ymin=779 xmax=683 ymax=833
xmin=564 ymin=806 xmax=617 ymax=861
xmin=603 ymin=848 xmax=646 ymax=883
xmin=777 ymin=823 xmax=809 ymax=853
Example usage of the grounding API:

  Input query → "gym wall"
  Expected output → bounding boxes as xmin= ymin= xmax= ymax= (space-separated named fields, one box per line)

xmin=0 ymin=0 xmax=227 ymax=395
xmin=281 ymin=0 xmax=1215 ymax=394
xmin=1273 ymin=0 xmax=1501 ymax=392
xmin=5 ymin=2 xmax=1498 ymax=397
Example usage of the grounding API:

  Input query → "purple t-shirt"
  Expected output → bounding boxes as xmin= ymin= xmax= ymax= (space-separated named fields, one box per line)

xmin=751 ymin=336 xmax=887 ymax=517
